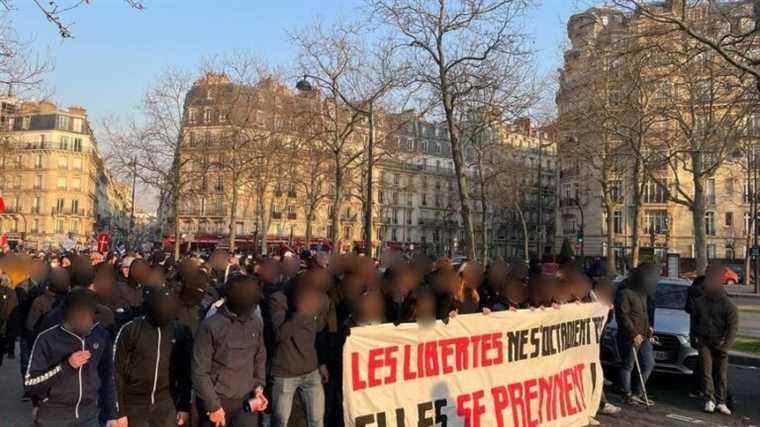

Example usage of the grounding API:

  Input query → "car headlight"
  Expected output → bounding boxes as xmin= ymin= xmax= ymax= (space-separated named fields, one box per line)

xmin=676 ymin=334 xmax=689 ymax=345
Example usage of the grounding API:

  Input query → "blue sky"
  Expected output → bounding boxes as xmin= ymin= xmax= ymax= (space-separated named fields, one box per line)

xmin=10 ymin=0 xmax=579 ymax=123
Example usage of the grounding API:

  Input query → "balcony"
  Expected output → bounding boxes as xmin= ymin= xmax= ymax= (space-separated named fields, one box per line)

xmin=271 ymin=212 xmax=282 ymax=220
xmin=287 ymin=213 xmax=297 ymax=220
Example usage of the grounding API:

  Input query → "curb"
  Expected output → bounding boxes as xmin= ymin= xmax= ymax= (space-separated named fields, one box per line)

xmin=729 ymin=351 xmax=760 ymax=368
xmin=727 ymin=292 xmax=760 ymax=300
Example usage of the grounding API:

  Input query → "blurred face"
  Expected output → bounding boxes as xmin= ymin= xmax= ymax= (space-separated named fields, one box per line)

xmin=210 ymin=251 xmax=228 ymax=270
xmin=461 ymin=263 xmax=483 ymax=289
xmin=705 ymin=267 xmax=724 ymax=291
xmin=257 ymin=262 xmax=280 ymax=284
xmin=504 ymin=281 xmax=528 ymax=305
xmin=66 ymin=307 xmax=95 ymax=336
xmin=131 ymin=262 xmax=151 ymax=284
xmin=356 ymin=292 xmax=384 ymax=325
xmin=282 ymin=257 xmax=300 ymax=277
xmin=415 ymin=294 xmax=436 ymax=321
xmin=436 ymin=271 xmax=459 ymax=295
xmin=488 ymin=263 xmax=508 ymax=285
xmin=94 ymin=269 xmax=117 ymax=300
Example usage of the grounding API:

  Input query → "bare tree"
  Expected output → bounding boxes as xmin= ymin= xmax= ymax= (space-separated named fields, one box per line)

xmin=366 ymin=0 xmax=537 ymax=260
xmin=291 ymin=20 xmax=406 ymax=251
xmin=611 ymin=1 xmax=760 ymax=92
xmin=102 ymin=67 xmax=193 ymax=260
xmin=0 ymin=0 xmax=144 ymax=38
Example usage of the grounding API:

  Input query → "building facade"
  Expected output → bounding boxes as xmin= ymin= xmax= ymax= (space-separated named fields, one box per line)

xmin=0 ymin=98 xmax=131 ymax=250
xmin=174 ymin=73 xmax=557 ymax=259
xmin=556 ymin=3 xmax=759 ymax=265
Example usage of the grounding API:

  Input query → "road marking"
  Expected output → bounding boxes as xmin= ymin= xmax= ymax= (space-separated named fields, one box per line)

xmin=665 ymin=413 xmax=728 ymax=426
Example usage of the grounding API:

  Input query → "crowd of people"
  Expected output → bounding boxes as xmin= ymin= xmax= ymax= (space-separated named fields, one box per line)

xmin=0 ymin=247 xmax=741 ymax=426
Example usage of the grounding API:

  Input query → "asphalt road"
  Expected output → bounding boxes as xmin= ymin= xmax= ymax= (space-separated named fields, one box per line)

xmin=600 ymin=365 xmax=760 ymax=427
xmin=2 ymin=355 xmax=759 ymax=427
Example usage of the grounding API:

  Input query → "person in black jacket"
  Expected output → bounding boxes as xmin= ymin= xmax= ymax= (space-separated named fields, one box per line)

xmin=615 ymin=263 xmax=658 ymax=406
xmin=24 ymin=288 xmax=117 ymax=427
xmin=270 ymin=271 xmax=327 ymax=427
xmin=692 ymin=265 xmax=739 ymax=415
xmin=113 ymin=287 xmax=192 ymax=427
xmin=192 ymin=275 xmax=267 ymax=427
xmin=684 ymin=275 xmax=706 ymax=398
xmin=26 ymin=268 xmax=70 ymax=337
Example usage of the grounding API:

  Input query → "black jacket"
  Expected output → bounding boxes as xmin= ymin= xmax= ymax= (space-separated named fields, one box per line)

xmin=24 ymin=323 xmax=116 ymax=421
xmin=191 ymin=305 xmax=266 ymax=412
xmin=114 ymin=317 xmax=192 ymax=416
xmin=269 ymin=291 xmax=329 ymax=378
xmin=615 ymin=285 xmax=651 ymax=340
xmin=692 ymin=289 xmax=739 ymax=351
xmin=26 ymin=291 xmax=66 ymax=336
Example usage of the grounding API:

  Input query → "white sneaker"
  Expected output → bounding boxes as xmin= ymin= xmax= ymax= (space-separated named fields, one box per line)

xmin=716 ymin=403 xmax=732 ymax=415
xmin=600 ymin=403 xmax=622 ymax=415
xmin=704 ymin=400 xmax=716 ymax=413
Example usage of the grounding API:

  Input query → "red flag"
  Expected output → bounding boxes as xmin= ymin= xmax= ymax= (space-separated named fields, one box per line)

xmin=0 ymin=190 xmax=4 ymax=213
xmin=0 ymin=232 xmax=7 ymax=247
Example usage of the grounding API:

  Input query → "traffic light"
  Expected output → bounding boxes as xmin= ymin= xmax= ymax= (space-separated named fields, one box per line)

xmin=576 ymin=230 xmax=584 ymax=243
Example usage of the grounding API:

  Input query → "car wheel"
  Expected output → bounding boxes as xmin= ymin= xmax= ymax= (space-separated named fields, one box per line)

xmin=727 ymin=280 xmax=736 ymax=286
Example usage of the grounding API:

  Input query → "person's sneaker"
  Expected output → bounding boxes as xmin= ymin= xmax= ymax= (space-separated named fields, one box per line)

xmin=588 ymin=417 xmax=601 ymax=425
xmin=704 ymin=401 xmax=716 ymax=413
xmin=624 ymin=394 xmax=643 ymax=406
xmin=600 ymin=402 xmax=622 ymax=415
xmin=716 ymin=403 xmax=732 ymax=415
xmin=637 ymin=394 xmax=655 ymax=407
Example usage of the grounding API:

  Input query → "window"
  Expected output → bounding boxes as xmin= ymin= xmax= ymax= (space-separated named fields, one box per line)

xmin=394 ymin=173 xmax=400 ymax=186
xmin=705 ymin=178 xmax=716 ymax=204
xmin=57 ymin=115 xmax=71 ymax=129
xmin=73 ymin=138 xmax=82 ymax=152
xmin=14 ymin=175 xmax=21 ymax=189
xmin=378 ymin=190 xmax=384 ymax=204
xmin=393 ymin=208 xmax=399 ymax=224
xmin=707 ymin=244 xmax=717 ymax=259
xmin=614 ymin=211 xmax=623 ymax=234
xmin=34 ymin=175 xmax=42 ymax=189
xmin=609 ymin=180 xmax=623 ymax=202
xmin=59 ymin=136 xmax=69 ymax=150
xmin=21 ymin=116 xmax=30 ymax=129
xmin=32 ymin=219 xmax=39 ymax=233
xmin=72 ymin=177 xmax=81 ymax=190
xmin=55 ymin=219 xmax=64 ymax=233
xmin=73 ymin=158 xmax=82 ymax=170
xmin=35 ymin=154 xmax=43 ymax=169
xmin=725 ymin=212 xmax=734 ymax=227
xmin=203 ymin=109 xmax=212 ymax=123
xmin=58 ymin=157 xmax=68 ymax=169
xmin=55 ymin=198 xmax=65 ymax=212
xmin=57 ymin=177 xmax=66 ymax=190
xmin=69 ymin=219 xmax=79 ymax=234
xmin=705 ymin=211 xmax=716 ymax=236
xmin=422 ymin=193 xmax=428 ymax=206
xmin=71 ymin=199 xmax=79 ymax=214
xmin=645 ymin=210 xmax=668 ymax=234
xmin=72 ymin=118 xmax=83 ymax=133
xmin=32 ymin=196 xmax=40 ymax=214
xmin=188 ymin=109 xmax=197 ymax=123
xmin=643 ymin=179 xmax=667 ymax=203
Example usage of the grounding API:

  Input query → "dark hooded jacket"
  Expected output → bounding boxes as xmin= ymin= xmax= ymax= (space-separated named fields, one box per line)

xmin=113 ymin=316 xmax=192 ymax=415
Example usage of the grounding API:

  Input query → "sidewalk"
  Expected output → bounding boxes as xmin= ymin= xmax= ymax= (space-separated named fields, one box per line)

xmin=725 ymin=284 xmax=760 ymax=299
xmin=729 ymin=350 xmax=760 ymax=368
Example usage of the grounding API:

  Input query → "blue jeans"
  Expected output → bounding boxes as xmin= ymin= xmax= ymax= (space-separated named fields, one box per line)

xmin=271 ymin=369 xmax=325 ymax=427
xmin=618 ymin=337 xmax=654 ymax=395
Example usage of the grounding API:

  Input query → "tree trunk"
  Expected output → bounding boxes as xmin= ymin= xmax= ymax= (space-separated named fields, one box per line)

xmin=305 ymin=206 xmax=314 ymax=249
xmin=172 ymin=141 xmax=182 ymax=261
xmin=331 ymin=157 xmax=343 ymax=250
xmin=516 ymin=205 xmax=529 ymax=263
xmin=479 ymin=168 xmax=488 ymax=262
xmin=605 ymin=203 xmax=617 ymax=277
xmin=692 ymin=173 xmax=708 ymax=275
xmin=228 ymin=180 xmax=238 ymax=252
xmin=631 ymin=157 xmax=643 ymax=269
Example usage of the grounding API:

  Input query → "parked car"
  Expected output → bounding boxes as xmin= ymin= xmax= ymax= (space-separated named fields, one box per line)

xmin=723 ymin=266 xmax=740 ymax=286
xmin=601 ymin=278 xmax=698 ymax=375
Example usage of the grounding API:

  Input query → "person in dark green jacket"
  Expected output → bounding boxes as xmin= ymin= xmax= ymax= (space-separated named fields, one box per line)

xmin=692 ymin=265 xmax=738 ymax=415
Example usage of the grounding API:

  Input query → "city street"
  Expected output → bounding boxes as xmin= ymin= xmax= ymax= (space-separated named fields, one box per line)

xmin=1 ymin=353 xmax=758 ymax=426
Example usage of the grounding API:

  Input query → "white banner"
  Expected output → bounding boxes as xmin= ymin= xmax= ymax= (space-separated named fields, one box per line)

xmin=343 ymin=303 xmax=610 ymax=427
